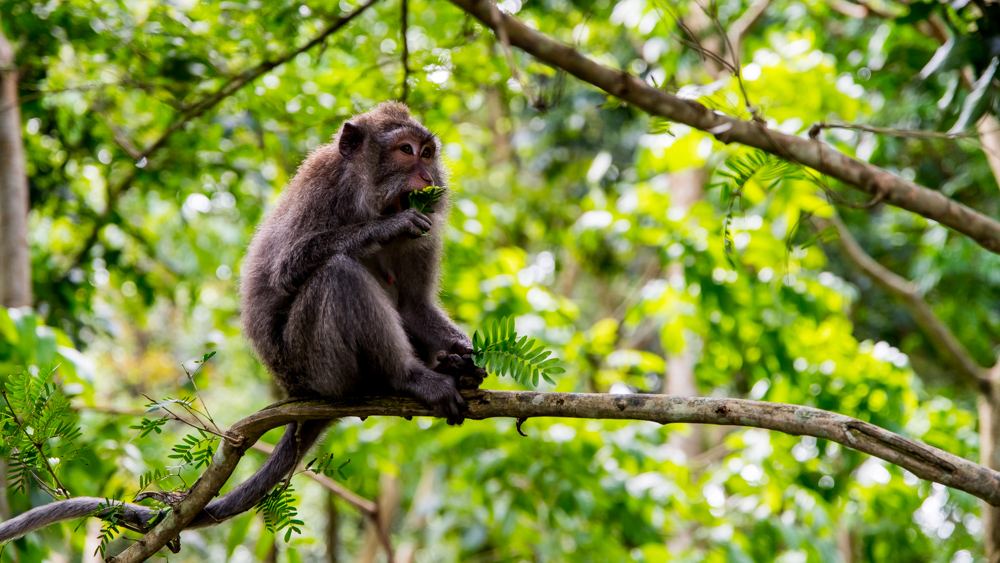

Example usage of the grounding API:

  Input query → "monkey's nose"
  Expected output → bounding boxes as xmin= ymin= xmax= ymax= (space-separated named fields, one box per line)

xmin=419 ymin=172 xmax=432 ymax=184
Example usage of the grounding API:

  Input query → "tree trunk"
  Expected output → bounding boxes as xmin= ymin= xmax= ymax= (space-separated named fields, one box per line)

xmin=664 ymin=167 xmax=708 ymax=461
xmin=0 ymin=23 xmax=30 ymax=308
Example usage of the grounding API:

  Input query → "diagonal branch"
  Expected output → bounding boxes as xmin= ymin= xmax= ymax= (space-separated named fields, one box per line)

xmin=109 ymin=390 xmax=1000 ymax=561
xmin=817 ymin=214 xmax=990 ymax=388
xmin=448 ymin=0 xmax=1000 ymax=255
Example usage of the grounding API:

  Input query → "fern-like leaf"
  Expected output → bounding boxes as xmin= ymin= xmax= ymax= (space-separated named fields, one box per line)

xmin=256 ymin=483 xmax=305 ymax=542
xmin=472 ymin=316 xmax=564 ymax=387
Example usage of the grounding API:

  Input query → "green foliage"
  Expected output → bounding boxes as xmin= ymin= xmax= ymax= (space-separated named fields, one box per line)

xmin=255 ymin=483 xmax=304 ymax=542
xmin=801 ymin=225 xmax=841 ymax=249
xmin=715 ymin=149 xmax=806 ymax=206
xmin=3 ymin=0 xmax=998 ymax=560
xmin=94 ymin=500 xmax=125 ymax=558
xmin=130 ymin=417 xmax=167 ymax=438
xmin=472 ymin=316 xmax=565 ymax=386
xmin=306 ymin=454 xmax=351 ymax=480
xmin=648 ymin=117 xmax=674 ymax=136
xmin=0 ymin=366 xmax=82 ymax=495
xmin=167 ymin=430 xmax=216 ymax=469
xmin=714 ymin=149 xmax=809 ymax=263
xmin=408 ymin=186 xmax=446 ymax=214
xmin=138 ymin=468 xmax=175 ymax=493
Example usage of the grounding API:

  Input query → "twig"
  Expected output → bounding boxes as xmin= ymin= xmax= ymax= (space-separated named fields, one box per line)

xmin=809 ymin=121 xmax=982 ymax=141
xmin=400 ymin=0 xmax=411 ymax=102
xmin=481 ymin=0 xmax=536 ymax=102
xmin=181 ymin=354 xmax=223 ymax=434
xmin=140 ymin=394 xmax=237 ymax=445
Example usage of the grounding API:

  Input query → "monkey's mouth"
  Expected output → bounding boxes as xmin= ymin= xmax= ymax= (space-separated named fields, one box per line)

xmin=381 ymin=189 xmax=418 ymax=215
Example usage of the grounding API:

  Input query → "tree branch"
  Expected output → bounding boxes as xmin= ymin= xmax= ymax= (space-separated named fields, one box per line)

xmin=447 ymin=0 xmax=1000 ymax=255
xmin=817 ymin=214 xmax=990 ymax=388
xmin=108 ymin=390 xmax=1000 ymax=560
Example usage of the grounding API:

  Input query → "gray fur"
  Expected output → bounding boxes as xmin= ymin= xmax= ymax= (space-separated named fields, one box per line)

xmin=0 ymin=102 xmax=482 ymax=543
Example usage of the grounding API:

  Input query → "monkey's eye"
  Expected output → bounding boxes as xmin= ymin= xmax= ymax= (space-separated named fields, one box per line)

xmin=400 ymin=145 xmax=413 ymax=155
xmin=421 ymin=147 xmax=432 ymax=158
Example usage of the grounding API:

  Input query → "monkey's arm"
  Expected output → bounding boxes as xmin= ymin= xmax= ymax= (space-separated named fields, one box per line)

xmin=401 ymin=302 xmax=486 ymax=389
xmin=272 ymin=209 xmax=431 ymax=295
xmin=402 ymin=302 xmax=471 ymax=360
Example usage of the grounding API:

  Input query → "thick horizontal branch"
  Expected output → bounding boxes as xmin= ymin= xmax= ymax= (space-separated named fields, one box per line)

xmin=448 ymin=0 xmax=1000 ymax=255
xmin=116 ymin=390 xmax=1000 ymax=561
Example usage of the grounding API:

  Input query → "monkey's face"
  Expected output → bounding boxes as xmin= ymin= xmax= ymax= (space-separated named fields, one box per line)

xmin=335 ymin=103 xmax=446 ymax=215
xmin=376 ymin=130 xmax=443 ymax=214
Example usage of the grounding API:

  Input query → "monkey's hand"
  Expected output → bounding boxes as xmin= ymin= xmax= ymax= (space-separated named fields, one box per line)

xmin=380 ymin=208 xmax=432 ymax=241
xmin=435 ymin=342 xmax=488 ymax=390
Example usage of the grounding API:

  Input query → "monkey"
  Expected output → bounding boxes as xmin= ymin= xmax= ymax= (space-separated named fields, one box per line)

xmin=0 ymin=102 xmax=485 ymax=543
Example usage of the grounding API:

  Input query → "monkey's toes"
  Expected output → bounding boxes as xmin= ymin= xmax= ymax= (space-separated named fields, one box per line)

xmin=434 ymin=391 xmax=466 ymax=425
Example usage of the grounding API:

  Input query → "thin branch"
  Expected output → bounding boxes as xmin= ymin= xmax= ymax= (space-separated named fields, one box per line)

xmin=448 ymin=0 xmax=1000 ymax=255
xmin=809 ymin=121 xmax=982 ymax=141
xmin=85 ymin=403 xmax=381 ymax=517
xmin=482 ymin=0 xmax=536 ymax=102
xmin=400 ymin=0 xmax=411 ymax=102
xmin=727 ymin=0 xmax=772 ymax=49
xmin=139 ymin=393 xmax=234 ymax=445
xmin=816 ymin=214 xmax=991 ymax=388
xmin=105 ymin=389 xmax=1000 ymax=561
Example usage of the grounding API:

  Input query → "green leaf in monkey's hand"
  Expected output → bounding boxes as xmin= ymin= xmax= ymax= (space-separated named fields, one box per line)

xmin=408 ymin=186 xmax=446 ymax=214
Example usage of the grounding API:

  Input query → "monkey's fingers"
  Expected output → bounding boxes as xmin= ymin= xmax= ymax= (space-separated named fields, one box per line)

xmin=434 ymin=352 xmax=466 ymax=376
xmin=450 ymin=341 xmax=474 ymax=355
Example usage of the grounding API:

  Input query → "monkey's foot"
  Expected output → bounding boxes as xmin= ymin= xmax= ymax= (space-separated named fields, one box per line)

xmin=404 ymin=366 xmax=467 ymax=425
xmin=434 ymin=350 xmax=487 ymax=390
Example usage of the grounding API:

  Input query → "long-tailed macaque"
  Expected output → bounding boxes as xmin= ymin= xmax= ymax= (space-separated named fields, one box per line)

xmin=0 ymin=102 xmax=484 ymax=542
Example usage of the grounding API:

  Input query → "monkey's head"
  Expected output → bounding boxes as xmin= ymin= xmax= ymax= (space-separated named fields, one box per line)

xmin=335 ymin=102 xmax=447 ymax=215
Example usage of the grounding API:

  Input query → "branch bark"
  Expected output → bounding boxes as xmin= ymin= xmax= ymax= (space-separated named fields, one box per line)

xmin=447 ymin=0 xmax=1000 ymax=255
xmin=109 ymin=390 xmax=1000 ymax=560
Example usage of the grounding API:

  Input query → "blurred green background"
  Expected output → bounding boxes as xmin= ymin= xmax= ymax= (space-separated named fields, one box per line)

xmin=1 ymin=0 xmax=998 ymax=561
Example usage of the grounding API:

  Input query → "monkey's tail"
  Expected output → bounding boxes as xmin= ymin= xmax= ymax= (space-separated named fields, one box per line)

xmin=0 ymin=420 xmax=331 ymax=542
xmin=189 ymin=419 xmax=331 ymax=527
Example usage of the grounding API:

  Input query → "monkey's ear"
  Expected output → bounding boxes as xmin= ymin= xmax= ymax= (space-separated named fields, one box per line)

xmin=339 ymin=122 xmax=364 ymax=158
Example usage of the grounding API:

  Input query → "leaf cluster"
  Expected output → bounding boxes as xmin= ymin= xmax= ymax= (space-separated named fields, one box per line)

xmin=167 ymin=430 xmax=217 ymax=469
xmin=408 ymin=186 xmax=446 ymax=214
xmin=256 ymin=483 xmax=304 ymax=542
xmin=472 ymin=317 xmax=564 ymax=387
xmin=306 ymin=454 xmax=351 ymax=480
xmin=0 ymin=366 xmax=82 ymax=495
xmin=93 ymin=500 xmax=126 ymax=558
xmin=713 ymin=150 xmax=808 ymax=264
